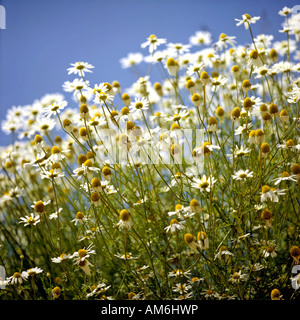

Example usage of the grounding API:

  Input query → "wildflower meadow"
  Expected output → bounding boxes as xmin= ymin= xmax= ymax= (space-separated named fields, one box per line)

xmin=0 ymin=7 xmax=299 ymax=301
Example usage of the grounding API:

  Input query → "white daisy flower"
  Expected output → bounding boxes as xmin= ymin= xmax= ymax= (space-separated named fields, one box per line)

xmin=235 ymin=14 xmax=260 ymax=30
xmin=229 ymin=270 xmax=247 ymax=283
xmin=19 ymin=213 xmax=40 ymax=227
xmin=49 ymin=208 xmax=63 ymax=220
xmin=232 ymin=169 xmax=254 ymax=181
xmin=173 ymin=283 xmax=192 ymax=294
xmin=191 ymin=175 xmax=216 ymax=192
xmin=42 ymin=100 xmax=68 ymax=119
xmin=129 ymin=97 xmax=149 ymax=113
xmin=7 ymin=271 xmax=28 ymax=285
xmin=186 ymin=62 xmax=206 ymax=76
xmin=272 ymin=172 xmax=297 ymax=185
xmin=67 ymin=61 xmax=94 ymax=76
xmin=51 ymin=253 xmax=72 ymax=264
xmin=71 ymin=244 xmax=96 ymax=262
xmin=27 ymin=267 xmax=43 ymax=276
xmin=120 ymin=52 xmax=143 ymax=69
xmin=189 ymin=30 xmax=212 ymax=46
xmin=62 ymin=78 xmax=88 ymax=93
xmin=141 ymin=34 xmax=166 ymax=53
xmin=214 ymin=246 xmax=234 ymax=262
xmin=164 ymin=219 xmax=186 ymax=233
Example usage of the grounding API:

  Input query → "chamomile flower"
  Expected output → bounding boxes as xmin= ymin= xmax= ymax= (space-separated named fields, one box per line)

xmin=1 ymin=118 xmax=21 ymax=135
xmin=234 ymin=123 xmax=253 ymax=136
xmin=184 ymin=233 xmax=198 ymax=251
xmin=227 ymin=145 xmax=251 ymax=159
xmin=193 ymin=142 xmax=220 ymax=158
xmin=67 ymin=61 xmax=94 ymax=76
xmin=272 ymin=172 xmax=297 ymax=185
xmin=30 ymin=200 xmax=51 ymax=215
xmin=186 ymin=62 xmax=206 ymax=76
xmin=27 ymin=267 xmax=43 ymax=277
xmin=52 ymin=287 xmax=61 ymax=299
xmin=164 ymin=109 xmax=190 ymax=122
xmin=260 ymin=185 xmax=280 ymax=203
xmin=75 ymin=258 xmax=93 ymax=276
xmin=141 ymin=34 xmax=166 ymax=53
xmin=120 ymin=52 xmax=143 ymax=69
xmin=229 ymin=270 xmax=247 ymax=283
xmin=262 ymin=244 xmax=277 ymax=258
xmin=48 ymin=146 xmax=69 ymax=163
xmin=210 ymin=75 xmax=228 ymax=87
xmin=249 ymin=263 xmax=264 ymax=272
xmin=248 ymin=49 xmax=263 ymax=68
xmin=73 ymin=159 xmax=101 ymax=176
xmin=235 ymin=14 xmax=260 ymax=30
xmin=253 ymin=65 xmax=270 ymax=79
xmin=86 ymin=283 xmax=112 ymax=298
xmin=7 ymin=271 xmax=28 ymax=285
xmin=173 ymin=283 xmax=192 ymax=294
xmin=189 ymin=30 xmax=212 ymax=46
xmin=93 ymin=91 xmax=114 ymax=106
xmin=287 ymin=84 xmax=300 ymax=103
xmin=168 ymin=269 xmax=192 ymax=279
xmin=167 ymin=42 xmax=191 ymax=56
xmin=34 ymin=117 xmax=56 ymax=135
xmin=43 ymin=100 xmax=68 ymax=119
xmin=278 ymin=6 xmax=292 ymax=16
xmin=40 ymin=168 xmax=65 ymax=180
xmin=62 ymin=78 xmax=88 ymax=93
xmin=117 ymin=209 xmax=132 ymax=230
xmin=71 ymin=211 xmax=88 ymax=226
xmin=129 ymin=97 xmax=149 ymax=113
xmin=71 ymin=244 xmax=96 ymax=262
xmin=51 ymin=253 xmax=72 ymax=263
xmin=232 ymin=169 xmax=253 ymax=181
xmin=189 ymin=199 xmax=201 ymax=214
xmin=197 ymin=231 xmax=209 ymax=250
xmin=191 ymin=175 xmax=216 ymax=192
xmin=214 ymin=246 xmax=234 ymax=262
xmin=164 ymin=219 xmax=186 ymax=233
xmin=290 ymin=243 xmax=300 ymax=260
xmin=168 ymin=204 xmax=188 ymax=218
xmin=49 ymin=208 xmax=63 ymax=220
xmin=216 ymin=33 xmax=236 ymax=49
xmin=19 ymin=213 xmax=40 ymax=227
xmin=114 ymin=253 xmax=138 ymax=260
xmin=166 ymin=57 xmax=180 ymax=76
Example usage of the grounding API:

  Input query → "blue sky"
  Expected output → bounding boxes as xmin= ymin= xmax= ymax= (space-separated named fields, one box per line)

xmin=0 ymin=0 xmax=296 ymax=145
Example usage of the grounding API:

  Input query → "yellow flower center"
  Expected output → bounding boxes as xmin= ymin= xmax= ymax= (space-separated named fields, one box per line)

xmin=200 ymin=181 xmax=209 ymax=189
xmin=120 ymin=209 xmax=130 ymax=221
xmin=170 ymin=219 xmax=179 ymax=225
xmin=184 ymin=233 xmax=195 ymax=244
xmin=78 ymin=249 xmax=88 ymax=258
xmin=13 ymin=272 xmax=21 ymax=278
xmin=262 ymin=185 xmax=271 ymax=193
xmin=76 ymin=212 xmax=84 ymax=219
xmin=286 ymin=139 xmax=295 ymax=147
xmin=83 ymin=159 xmax=93 ymax=167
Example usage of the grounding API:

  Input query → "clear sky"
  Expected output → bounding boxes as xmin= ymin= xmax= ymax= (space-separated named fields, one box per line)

xmin=0 ymin=0 xmax=297 ymax=145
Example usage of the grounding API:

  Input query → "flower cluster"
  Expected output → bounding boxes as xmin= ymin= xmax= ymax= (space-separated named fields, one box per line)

xmin=0 ymin=7 xmax=299 ymax=300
